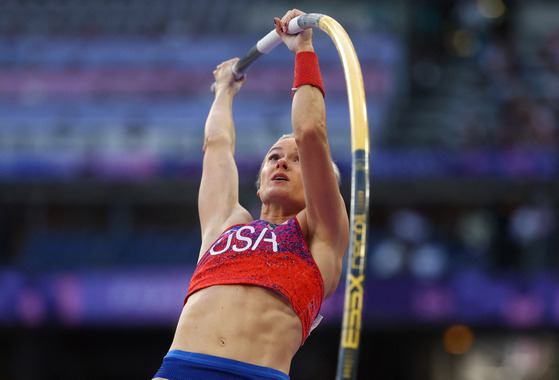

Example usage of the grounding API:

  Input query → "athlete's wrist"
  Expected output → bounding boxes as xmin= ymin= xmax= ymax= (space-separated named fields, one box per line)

xmin=214 ymin=84 xmax=238 ymax=98
xmin=291 ymin=51 xmax=324 ymax=98
xmin=295 ymin=44 xmax=314 ymax=54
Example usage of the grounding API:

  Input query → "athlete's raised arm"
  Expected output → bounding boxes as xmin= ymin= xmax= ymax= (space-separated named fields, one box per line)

xmin=197 ymin=59 xmax=252 ymax=259
xmin=275 ymin=10 xmax=349 ymax=297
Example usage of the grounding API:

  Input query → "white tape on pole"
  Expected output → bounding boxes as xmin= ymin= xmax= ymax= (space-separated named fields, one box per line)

xmin=256 ymin=30 xmax=282 ymax=54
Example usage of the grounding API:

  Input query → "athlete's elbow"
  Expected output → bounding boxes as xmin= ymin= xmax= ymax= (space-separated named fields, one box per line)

xmin=203 ymin=135 xmax=235 ymax=154
xmin=294 ymin=121 xmax=327 ymax=144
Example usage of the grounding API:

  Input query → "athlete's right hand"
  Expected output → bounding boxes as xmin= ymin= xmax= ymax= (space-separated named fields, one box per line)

xmin=213 ymin=58 xmax=246 ymax=95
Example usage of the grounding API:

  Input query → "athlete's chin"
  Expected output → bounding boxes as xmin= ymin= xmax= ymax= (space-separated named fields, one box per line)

xmin=267 ymin=188 xmax=295 ymax=198
xmin=262 ymin=189 xmax=302 ymax=204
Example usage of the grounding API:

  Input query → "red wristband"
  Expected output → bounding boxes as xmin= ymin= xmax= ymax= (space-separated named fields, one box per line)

xmin=292 ymin=51 xmax=325 ymax=98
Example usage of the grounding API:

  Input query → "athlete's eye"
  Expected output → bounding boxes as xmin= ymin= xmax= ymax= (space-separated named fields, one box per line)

xmin=268 ymin=154 xmax=280 ymax=161
xmin=293 ymin=156 xmax=299 ymax=163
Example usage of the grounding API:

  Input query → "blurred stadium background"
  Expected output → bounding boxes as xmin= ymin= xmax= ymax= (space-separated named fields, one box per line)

xmin=1 ymin=0 xmax=558 ymax=379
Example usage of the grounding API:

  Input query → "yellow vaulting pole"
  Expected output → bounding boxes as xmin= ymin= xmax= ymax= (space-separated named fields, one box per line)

xmin=318 ymin=16 xmax=369 ymax=151
xmin=283 ymin=13 xmax=371 ymax=380
xmin=317 ymin=16 xmax=370 ymax=380
xmin=216 ymin=14 xmax=370 ymax=380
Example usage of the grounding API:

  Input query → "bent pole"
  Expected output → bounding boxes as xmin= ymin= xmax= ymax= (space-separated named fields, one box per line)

xmin=212 ymin=13 xmax=370 ymax=380
xmin=316 ymin=15 xmax=370 ymax=380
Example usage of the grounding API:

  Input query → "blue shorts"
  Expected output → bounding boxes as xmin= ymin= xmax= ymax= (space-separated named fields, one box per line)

xmin=153 ymin=350 xmax=290 ymax=380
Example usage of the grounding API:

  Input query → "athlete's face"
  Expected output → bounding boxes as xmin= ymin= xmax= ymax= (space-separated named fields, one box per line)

xmin=257 ymin=137 xmax=305 ymax=208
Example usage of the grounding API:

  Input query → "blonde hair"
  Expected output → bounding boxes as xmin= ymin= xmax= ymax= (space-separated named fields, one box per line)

xmin=255 ymin=134 xmax=342 ymax=189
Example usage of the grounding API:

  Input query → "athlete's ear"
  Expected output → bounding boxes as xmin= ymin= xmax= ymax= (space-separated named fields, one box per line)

xmin=256 ymin=189 xmax=260 ymax=198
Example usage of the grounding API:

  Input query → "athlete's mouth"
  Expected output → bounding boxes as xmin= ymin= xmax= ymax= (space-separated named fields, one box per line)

xmin=272 ymin=173 xmax=289 ymax=181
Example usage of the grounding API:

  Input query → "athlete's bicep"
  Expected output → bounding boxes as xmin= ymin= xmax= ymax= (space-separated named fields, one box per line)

xmin=197 ymin=144 xmax=253 ymax=262
xmin=198 ymin=144 xmax=250 ymax=238
xmin=298 ymin=132 xmax=349 ymax=252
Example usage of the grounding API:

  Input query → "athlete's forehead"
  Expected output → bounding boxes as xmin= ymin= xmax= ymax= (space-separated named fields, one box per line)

xmin=267 ymin=137 xmax=297 ymax=154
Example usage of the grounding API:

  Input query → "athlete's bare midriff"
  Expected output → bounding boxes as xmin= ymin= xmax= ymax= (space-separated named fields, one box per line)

xmin=168 ymin=284 xmax=302 ymax=375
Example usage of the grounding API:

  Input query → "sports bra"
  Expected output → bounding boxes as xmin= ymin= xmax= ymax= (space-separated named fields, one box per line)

xmin=185 ymin=217 xmax=324 ymax=344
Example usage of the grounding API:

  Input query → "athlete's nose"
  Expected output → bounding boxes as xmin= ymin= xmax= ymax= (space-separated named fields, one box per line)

xmin=276 ymin=157 xmax=289 ymax=170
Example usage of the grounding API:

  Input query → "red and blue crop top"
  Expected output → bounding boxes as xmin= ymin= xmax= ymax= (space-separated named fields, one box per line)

xmin=185 ymin=217 xmax=324 ymax=344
